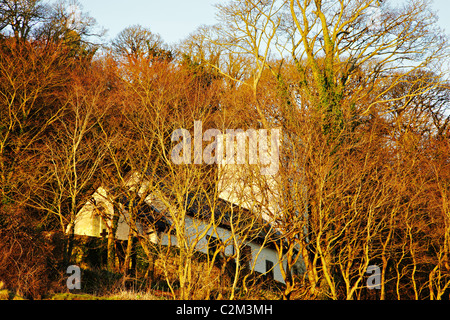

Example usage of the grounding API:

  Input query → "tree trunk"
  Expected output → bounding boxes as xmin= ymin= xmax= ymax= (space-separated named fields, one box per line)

xmin=107 ymin=209 xmax=120 ymax=272
xmin=65 ymin=222 xmax=75 ymax=266
xmin=123 ymin=230 xmax=136 ymax=277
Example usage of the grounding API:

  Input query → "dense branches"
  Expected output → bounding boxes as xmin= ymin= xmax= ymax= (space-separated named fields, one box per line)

xmin=0 ymin=0 xmax=449 ymax=300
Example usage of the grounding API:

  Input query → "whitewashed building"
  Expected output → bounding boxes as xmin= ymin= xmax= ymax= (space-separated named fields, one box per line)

xmin=72 ymin=179 xmax=304 ymax=283
xmin=72 ymin=129 xmax=305 ymax=283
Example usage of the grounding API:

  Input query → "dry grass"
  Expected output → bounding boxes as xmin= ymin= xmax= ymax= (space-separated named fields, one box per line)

xmin=107 ymin=289 xmax=160 ymax=300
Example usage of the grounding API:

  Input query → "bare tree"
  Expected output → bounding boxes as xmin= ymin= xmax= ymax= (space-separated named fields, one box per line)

xmin=33 ymin=0 xmax=104 ymax=55
xmin=0 ymin=0 xmax=48 ymax=40
xmin=111 ymin=24 xmax=170 ymax=61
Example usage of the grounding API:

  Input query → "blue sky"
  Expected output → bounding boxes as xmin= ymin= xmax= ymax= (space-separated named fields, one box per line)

xmin=430 ymin=0 xmax=450 ymax=34
xmin=77 ymin=0 xmax=450 ymax=45
xmin=77 ymin=0 xmax=220 ymax=45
